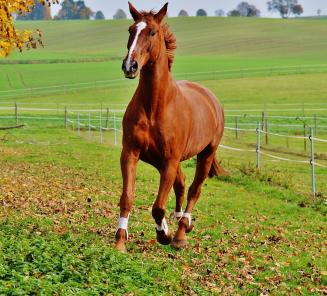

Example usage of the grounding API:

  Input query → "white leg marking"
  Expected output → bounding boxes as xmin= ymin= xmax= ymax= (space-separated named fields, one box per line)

xmin=116 ymin=215 xmax=130 ymax=239
xmin=126 ymin=21 xmax=147 ymax=69
xmin=156 ymin=218 xmax=169 ymax=235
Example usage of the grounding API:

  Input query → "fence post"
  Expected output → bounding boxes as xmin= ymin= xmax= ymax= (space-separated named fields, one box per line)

xmin=88 ymin=112 xmax=91 ymax=139
xmin=77 ymin=112 xmax=80 ymax=136
xmin=15 ymin=103 xmax=18 ymax=126
xmin=100 ymin=111 xmax=103 ymax=144
xmin=64 ymin=106 xmax=67 ymax=128
xmin=261 ymin=112 xmax=265 ymax=131
xmin=106 ymin=108 xmax=109 ymax=129
xmin=114 ymin=111 xmax=117 ymax=146
xmin=303 ymin=123 xmax=307 ymax=152
xmin=256 ymin=122 xmax=261 ymax=169
xmin=235 ymin=116 xmax=238 ymax=139
xmin=265 ymin=119 xmax=269 ymax=145
xmin=309 ymin=128 xmax=316 ymax=199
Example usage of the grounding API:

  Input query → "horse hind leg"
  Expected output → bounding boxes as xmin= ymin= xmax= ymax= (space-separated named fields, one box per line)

xmin=172 ymin=146 xmax=216 ymax=249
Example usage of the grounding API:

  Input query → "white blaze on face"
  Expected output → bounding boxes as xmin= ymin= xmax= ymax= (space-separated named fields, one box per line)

xmin=126 ymin=21 xmax=147 ymax=70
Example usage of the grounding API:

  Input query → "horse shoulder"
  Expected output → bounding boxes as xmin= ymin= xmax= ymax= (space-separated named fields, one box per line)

xmin=123 ymin=107 xmax=150 ymax=149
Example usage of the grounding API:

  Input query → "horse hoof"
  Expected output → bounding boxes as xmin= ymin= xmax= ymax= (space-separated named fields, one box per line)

xmin=114 ymin=241 xmax=127 ymax=253
xmin=186 ymin=224 xmax=194 ymax=234
xmin=156 ymin=230 xmax=173 ymax=245
xmin=171 ymin=239 xmax=187 ymax=250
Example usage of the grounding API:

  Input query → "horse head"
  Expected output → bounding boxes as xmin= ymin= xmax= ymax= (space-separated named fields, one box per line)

xmin=122 ymin=2 xmax=168 ymax=79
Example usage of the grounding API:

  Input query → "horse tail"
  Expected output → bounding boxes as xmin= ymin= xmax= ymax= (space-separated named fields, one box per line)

xmin=209 ymin=157 xmax=228 ymax=178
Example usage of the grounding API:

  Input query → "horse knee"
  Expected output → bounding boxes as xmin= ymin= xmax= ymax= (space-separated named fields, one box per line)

xmin=152 ymin=206 xmax=165 ymax=225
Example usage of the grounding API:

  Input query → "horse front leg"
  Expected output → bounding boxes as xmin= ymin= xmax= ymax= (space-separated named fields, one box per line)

xmin=115 ymin=148 xmax=140 ymax=253
xmin=152 ymin=160 xmax=179 ymax=245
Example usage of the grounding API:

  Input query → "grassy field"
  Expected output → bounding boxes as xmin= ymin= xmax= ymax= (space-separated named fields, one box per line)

xmin=0 ymin=17 xmax=326 ymax=295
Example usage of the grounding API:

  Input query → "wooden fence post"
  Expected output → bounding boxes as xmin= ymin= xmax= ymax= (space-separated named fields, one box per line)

xmin=15 ymin=103 xmax=18 ymax=126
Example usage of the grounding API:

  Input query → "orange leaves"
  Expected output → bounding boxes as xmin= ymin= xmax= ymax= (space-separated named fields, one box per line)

xmin=0 ymin=0 xmax=54 ymax=57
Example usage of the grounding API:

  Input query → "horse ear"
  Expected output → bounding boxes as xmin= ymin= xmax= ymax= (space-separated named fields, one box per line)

xmin=128 ymin=2 xmax=141 ymax=21
xmin=155 ymin=2 xmax=168 ymax=23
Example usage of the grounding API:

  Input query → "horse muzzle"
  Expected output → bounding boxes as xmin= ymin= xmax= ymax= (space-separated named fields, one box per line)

xmin=122 ymin=59 xmax=139 ymax=79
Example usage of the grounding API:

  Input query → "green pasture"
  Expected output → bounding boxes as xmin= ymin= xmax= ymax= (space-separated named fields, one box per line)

xmin=0 ymin=16 xmax=326 ymax=295
xmin=0 ymin=126 xmax=326 ymax=295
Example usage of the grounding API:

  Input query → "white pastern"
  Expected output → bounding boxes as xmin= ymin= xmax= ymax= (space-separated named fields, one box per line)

xmin=156 ymin=218 xmax=169 ymax=235
xmin=126 ymin=21 xmax=147 ymax=69
xmin=116 ymin=216 xmax=130 ymax=239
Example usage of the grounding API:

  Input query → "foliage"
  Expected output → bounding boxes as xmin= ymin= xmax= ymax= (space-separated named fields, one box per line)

xmin=54 ymin=0 xmax=93 ymax=20
xmin=16 ymin=0 xmax=52 ymax=20
xmin=215 ymin=9 xmax=225 ymax=17
xmin=228 ymin=10 xmax=241 ymax=17
xmin=228 ymin=2 xmax=260 ymax=17
xmin=196 ymin=9 xmax=207 ymax=17
xmin=113 ymin=8 xmax=127 ymax=20
xmin=267 ymin=0 xmax=304 ymax=18
xmin=178 ymin=9 xmax=189 ymax=17
xmin=95 ymin=10 xmax=105 ymax=20
xmin=317 ymin=9 xmax=322 ymax=16
xmin=237 ymin=2 xmax=261 ymax=17
xmin=0 ymin=0 xmax=56 ymax=57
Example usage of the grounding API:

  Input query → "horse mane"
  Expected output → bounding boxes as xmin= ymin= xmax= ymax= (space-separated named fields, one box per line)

xmin=140 ymin=11 xmax=177 ymax=71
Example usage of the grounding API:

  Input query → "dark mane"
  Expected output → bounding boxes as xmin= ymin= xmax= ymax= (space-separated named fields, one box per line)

xmin=140 ymin=11 xmax=176 ymax=71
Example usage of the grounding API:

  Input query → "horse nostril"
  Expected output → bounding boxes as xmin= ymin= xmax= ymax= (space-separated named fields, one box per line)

xmin=131 ymin=60 xmax=138 ymax=72
xmin=122 ymin=62 xmax=126 ymax=72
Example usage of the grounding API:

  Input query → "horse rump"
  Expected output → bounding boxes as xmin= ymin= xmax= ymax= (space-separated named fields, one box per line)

xmin=209 ymin=157 xmax=228 ymax=178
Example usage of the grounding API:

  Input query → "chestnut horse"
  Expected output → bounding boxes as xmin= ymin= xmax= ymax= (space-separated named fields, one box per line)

xmin=115 ymin=2 xmax=226 ymax=252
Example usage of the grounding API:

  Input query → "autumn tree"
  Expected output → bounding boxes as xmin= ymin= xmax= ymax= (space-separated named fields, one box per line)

xmin=0 ymin=0 xmax=57 ymax=57
xmin=16 ymin=0 xmax=52 ymax=20
xmin=55 ymin=0 xmax=93 ymax=20
xmin=267 ymin=0 xmax=304 ymax=18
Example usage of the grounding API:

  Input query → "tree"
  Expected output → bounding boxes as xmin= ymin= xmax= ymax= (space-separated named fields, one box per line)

xmin=267 ymin=0 xmax=304 ymax=18
xmin=0 ymin=0 xmax=54 ymax=57
xmin=95 ymin=11 xmax=105 ymax=20
xmin=292 ymin=4 xmax=303 ymax=16
xmin=237 ymin=2 xmax=260 ymax=17
xmin=215 ymin=9 xmax=225 ymax=17
xmin=196 ymin=9 xmax=207 ymax=17
xmin=16 ymin=0 xmax=52 ymax=20
xmin=55 ymin=0 xmax=93 ymax=20
xmin=178 ymin=9 xmax=189 ymax=17
xmin=228 ymin=10 xmax=241 ymax=17
xmin=317 ymin=9 xmax=322 ymax=16
xmin=113 ymin=9 xmax=127 ymax=19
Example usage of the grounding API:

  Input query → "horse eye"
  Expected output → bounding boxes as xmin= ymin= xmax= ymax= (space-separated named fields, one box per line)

xmin=150 ymin=30 xmax=156 ymax=37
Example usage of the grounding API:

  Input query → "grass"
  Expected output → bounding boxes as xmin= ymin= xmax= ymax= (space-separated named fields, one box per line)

xmin=0 ymin=127 xmax=326 ymax=294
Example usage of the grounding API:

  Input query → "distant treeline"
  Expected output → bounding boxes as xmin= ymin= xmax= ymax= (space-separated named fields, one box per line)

xmin=17 ymin=0 xmax=323 ymax=20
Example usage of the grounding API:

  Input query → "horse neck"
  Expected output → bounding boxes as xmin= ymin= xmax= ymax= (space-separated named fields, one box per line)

xmin=138 ymin=51 xmax=173 ymax=116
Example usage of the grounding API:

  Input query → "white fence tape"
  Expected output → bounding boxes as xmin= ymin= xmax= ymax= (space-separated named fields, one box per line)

xmin=260 ymin=130 xmax=307 ymax=140
xmin=313 ymin=137 xmax=327 ymax=143
xmin=220 ymin=144 xmax=256 ymax=152
xmin=315 ymin=162 xmax=327 ymax=168
xmin=260 ymin=151 xmax=310 ymax=164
